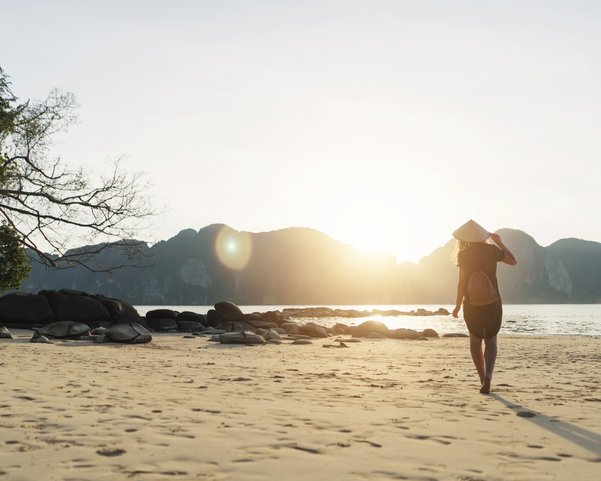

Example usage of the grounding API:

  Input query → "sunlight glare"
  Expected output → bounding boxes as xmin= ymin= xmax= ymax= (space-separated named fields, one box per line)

xmin=215 ymin=226 xmax=252 ymax=270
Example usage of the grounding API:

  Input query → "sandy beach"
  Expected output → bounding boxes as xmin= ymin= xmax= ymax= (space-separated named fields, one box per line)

xmin=1 ymin=332 xmax=600 ymax=481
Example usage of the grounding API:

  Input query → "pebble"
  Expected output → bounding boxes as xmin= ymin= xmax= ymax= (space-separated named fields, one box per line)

xmin=517 ymin=411 xmax=537 ymax=418
xmin=30 ymin=332 xmax=52 ymax=343
xmin=0 ymin=326 xmax=13 ymax=339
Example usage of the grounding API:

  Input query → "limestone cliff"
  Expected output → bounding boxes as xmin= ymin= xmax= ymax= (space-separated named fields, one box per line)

xmin=20 ymin=226 xmax=601 ymax=304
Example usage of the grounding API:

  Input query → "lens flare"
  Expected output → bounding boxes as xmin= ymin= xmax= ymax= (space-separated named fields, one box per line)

xmin=215 ymin=227 xmax=252 ymax=270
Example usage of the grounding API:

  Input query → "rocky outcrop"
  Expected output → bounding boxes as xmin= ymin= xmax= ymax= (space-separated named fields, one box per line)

xmin=214 ymin=301 xmax=243 ymax=316
xmin=352 ymin=320 xmax=390 ymax=337
xmin=147 ymin=319 xmax=177 ymax=331
xmin=389 ymin=328 xmax=423 ymax=340
xmin=137 ymin=301 xmax=443 ymax=343
xmin=298 ymin=323 xmax=328 ymax=338
xmin=177 ymin=311 xmax=206 ymax=323
xmin=41 ymin=290 xmax=111 ymax=325
xmin=95 ymin=295 xmax=141 ymax=324
xmin=146 ymin=309 xmax=178 ymax=320
xmin=282 ymin=306 xmax=449 ymax=319
xmin=206 ymin=309 xmax=225 ymax=326
xmin=145 ymin=309 xmax=179 ymax=331
xmin=0 ymin=290 xmax=142 ymax=329
xmin=0 ymin=294 xmax=447 ymax=344
xmin=37 ymin=321 xmax=90 ymax=339
xmin=176 ymin=311 xmax=207 ymax=333
xmin=219 ymin=331 xmax=266 ymax=345
xmin=102 ymin=323 xmax=152 ymax=344
xmin=0 ymin=293 xmax=55 ymax=327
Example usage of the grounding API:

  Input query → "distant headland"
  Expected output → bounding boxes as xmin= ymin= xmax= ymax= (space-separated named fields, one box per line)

xmin=21 ymin=224 xmax=601 ymax=304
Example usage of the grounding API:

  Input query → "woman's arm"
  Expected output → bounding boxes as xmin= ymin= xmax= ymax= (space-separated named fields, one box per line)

xmin=452 ymin=268 xmax=467 ymax=318
xmin=490 ymin=233 xmax=517 ymax=266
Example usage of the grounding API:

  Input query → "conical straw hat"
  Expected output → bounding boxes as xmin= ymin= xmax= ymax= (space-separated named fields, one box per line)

xmin=452 ymin=219 xmax=490 ymax=242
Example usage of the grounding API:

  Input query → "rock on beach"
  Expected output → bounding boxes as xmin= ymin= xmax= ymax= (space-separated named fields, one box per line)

xmin=0 ymin=292 xmax=447 ymax=345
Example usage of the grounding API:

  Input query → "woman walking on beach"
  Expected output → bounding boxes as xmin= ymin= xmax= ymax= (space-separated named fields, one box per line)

xmin=451 ymin=220 xmax=517 ymax=394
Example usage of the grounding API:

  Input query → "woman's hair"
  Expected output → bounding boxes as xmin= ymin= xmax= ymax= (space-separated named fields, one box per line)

xmin=452 ymin=240 xmax=471 ymax=266
xmin=452 ymin=239 xmax=489 ymax=266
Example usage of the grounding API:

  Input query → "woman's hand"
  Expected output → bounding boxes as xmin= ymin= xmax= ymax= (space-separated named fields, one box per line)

xmin=489 ymin=232 xmax=501 ymax=244
xmin=452 ymin=306 xmax=460 ymax=318
xmin=490 ymin=232 xmax=518 ymax=265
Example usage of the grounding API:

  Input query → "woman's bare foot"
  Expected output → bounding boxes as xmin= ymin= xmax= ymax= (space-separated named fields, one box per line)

xmin=480 ymin=375 xmax=491 ymax=394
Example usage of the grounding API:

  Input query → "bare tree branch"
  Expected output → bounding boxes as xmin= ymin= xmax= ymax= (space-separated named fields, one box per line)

xmin=0 ymin=66 xmax=155 ymax=273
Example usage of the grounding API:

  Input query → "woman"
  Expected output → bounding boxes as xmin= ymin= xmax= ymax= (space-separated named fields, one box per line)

xmin=451 ymin=220 xmax=517 ymax=394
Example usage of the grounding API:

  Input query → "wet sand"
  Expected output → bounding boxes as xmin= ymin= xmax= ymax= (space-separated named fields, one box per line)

xmin=1 ymin=332 xmax=600 ymax=480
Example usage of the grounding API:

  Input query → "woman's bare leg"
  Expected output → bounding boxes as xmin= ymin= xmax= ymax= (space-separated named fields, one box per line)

xmin=480 ymin=336 xmax=498 ymax=394
xmin=469 ymin=334 xmax=486 ymax=385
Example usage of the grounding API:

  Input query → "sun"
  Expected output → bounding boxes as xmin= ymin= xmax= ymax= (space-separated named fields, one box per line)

xmin=328 ymin=221 xmax=402 ymax=259
xmin=326 ymin=218 xmax=436 ymax=264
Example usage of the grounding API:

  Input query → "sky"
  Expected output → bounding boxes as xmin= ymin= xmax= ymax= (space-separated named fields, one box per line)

xmin=1 ymin=0 xmax=600 ymax=262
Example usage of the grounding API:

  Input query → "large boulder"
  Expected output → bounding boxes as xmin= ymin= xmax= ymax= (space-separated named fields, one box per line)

xmin=104 ymin=322 xmax=152 ymax=344
xmin=176 ymin=311 xmax=206 ymax=332
xmin=146 ymin=309 xmax=179 ymax=320
xmin=0 ymin=293 xmax=55 ymax=327
xmin=176 ymin=320 xmax=205 ymax=332
xmin=298 ymin=322 xmax=328 ymax=338
xmin=390 ymin=328 xmax=422 ymax=340
xmin=214 ymin=301 xmax=243 ymax=316
xmin=93 ymin=295 xmax=141 ymax=324
xmin=37 ymin=321 xmax=90 ymax=339
xmin=259 ymin=311 xmax=281 ymax=324
xmin=215 ymin=320 xmax=257 ymax=332
xmin=281 ymin=321 xmax=300 ymax=334
xmin=206 ymin=309 xmax=225 ymax=326
xmin=265 ymin=329 xmax=281 ymax=342
xmin=40 ymin=290 xmax=111 ymax=325
xmin=246 ymin=319 xmax=279 ymax=330
xmin=422 ymin=328 xmax=439 ymax=338
xmin=176 ymin=311 xmax=206 ymax=324
xmin=352 ymin=320 xmax=390 ymax=338
xmin=332 ymin=323 xmax=352 ymax=335
xmin=146 ymin=318 xmax=178 ymax=331
xmin=219 ymin=331 xmax=265 ymax=345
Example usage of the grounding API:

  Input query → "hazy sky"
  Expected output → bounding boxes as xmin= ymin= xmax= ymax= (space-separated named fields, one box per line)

xmin=2 ymin=0 xmax=600 ymax=262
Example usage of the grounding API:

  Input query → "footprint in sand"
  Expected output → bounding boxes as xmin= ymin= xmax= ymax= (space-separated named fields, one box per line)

xmin=405 ymin=434 xmax=452 ymax=445
xmin=516 ymin=411 xmax=537 ymax=418
xmin=96 ymin=448 xmax=126 ymax=457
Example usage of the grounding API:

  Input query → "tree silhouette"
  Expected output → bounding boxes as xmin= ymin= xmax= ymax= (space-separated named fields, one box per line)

xmin=0 ymin=67 xmax=153 ymax=274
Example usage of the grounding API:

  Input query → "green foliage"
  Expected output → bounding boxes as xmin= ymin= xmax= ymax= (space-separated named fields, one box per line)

xmin=0 ymin=67 xmax=19 ymax=187
xmin=0 ymin=66 xmax=19 ymax=135
xmin=0 ymin=222 xmax=30 ymax=292
xmin=0 ymin=69 xmax=28 ymax=290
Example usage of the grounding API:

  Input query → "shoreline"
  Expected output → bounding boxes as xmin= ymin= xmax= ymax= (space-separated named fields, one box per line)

xmin=1 ymin=333 xmax=600 ymax=480
xmin=134 ymin=304 xmax=601 ymax=336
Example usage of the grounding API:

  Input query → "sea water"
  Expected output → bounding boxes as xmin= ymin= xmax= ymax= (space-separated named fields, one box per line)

xmin=135 ymin=304 xmax=601 ymax=336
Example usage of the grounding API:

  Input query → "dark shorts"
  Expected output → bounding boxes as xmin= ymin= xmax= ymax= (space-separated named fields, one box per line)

xmin=463 ymin=301 xmax=502 ymax=339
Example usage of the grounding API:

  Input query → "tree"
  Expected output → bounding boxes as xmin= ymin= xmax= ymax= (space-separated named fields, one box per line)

xmin=0 ymin=222 xmax=30 ymax=291
xmin=0 ymin=66 xmax=153 ymax=277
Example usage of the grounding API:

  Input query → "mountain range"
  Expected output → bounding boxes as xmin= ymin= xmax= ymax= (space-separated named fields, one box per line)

xmin=20 ymin=224 xmax=601 ymax=305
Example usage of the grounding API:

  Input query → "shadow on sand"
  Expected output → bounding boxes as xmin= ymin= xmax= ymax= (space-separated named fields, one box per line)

xmin=491 ymin=393 xmax=601 ymax=458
